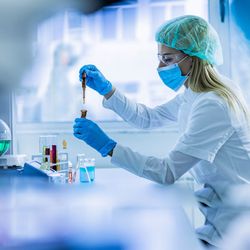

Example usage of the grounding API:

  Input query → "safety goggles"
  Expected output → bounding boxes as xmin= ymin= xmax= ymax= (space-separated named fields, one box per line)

xmin=157 ymin=53 xmax=185 ymax=66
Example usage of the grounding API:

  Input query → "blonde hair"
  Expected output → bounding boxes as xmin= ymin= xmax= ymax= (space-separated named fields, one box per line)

xmin=187 ymin=57 xmax=250 ymax=123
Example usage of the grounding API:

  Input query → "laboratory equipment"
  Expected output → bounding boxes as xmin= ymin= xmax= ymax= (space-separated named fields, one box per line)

xmin=32 ymin=139 xmax=70 ymax=183
xmin=79 ymin=64 xmax=113 ymax=95
xmin=59 ymin=139 xmax=69 ymax=172
xmin=32 ymin=152 xmax=68 ymax=171
xmin=0 ymin=154 xmax=27 ymax=169
xmin=51 ymin=144 xmax=58 ymax=170
xmin=81 ymin=109 xmax=87 ymax=118
xmin=60 ymin=139 xmax=69 ymax=165
xmin=39 ymin=135 xmax=58 ymax=154
xmin=44 ymin=147 xmax=51 ymax=170
xmin=0 ymin=161 xmax=66 ymax=184
xmin=80 ymin=72 xmax=87 ymax=118
xmin=82 ymin=72 xmax=86 ymax=104
xmin=0 ymin=119 xmax=11 ymax=156
xmin=77 ymin=154 xmax=89 ymax=182
xmin=22 ymin=162 xmax=51 ymax=180
xmin=68 ymin=161 xmax=73 ymax=183
xmin=0 ymin=119 xmax=27 ymax=169
xmin=79 ymin=158 xmax=95 ymax=182
xmin=62 ymin=139 xmax=67 ymax=149
xmin=25 ymin=162 xmax=66 ymax=183
xmin=37 ymin=135 xmax=69 ymax=172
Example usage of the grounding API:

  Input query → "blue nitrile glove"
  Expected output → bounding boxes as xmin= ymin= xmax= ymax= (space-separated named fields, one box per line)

xmin=79 ymin=64 xmax=113 ymax=96
xmin=73 ymin=118 xmax=117 ymax=157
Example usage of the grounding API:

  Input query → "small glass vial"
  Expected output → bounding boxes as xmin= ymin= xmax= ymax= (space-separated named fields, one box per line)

xmin=68 ymin=161 xmax=73 ymax=184
xmin=79 ymin=158 xmax=95 ymax=182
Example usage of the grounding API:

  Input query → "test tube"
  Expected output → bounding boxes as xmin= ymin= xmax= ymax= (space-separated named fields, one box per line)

xmin=81 ymin=109 xmax=87 ymax=118
xmin=45 ymin=147 xmax=50 ymax=167
xmin=68 ymin=162 xmax=73 ymax=184
xmin=51 ymin=145 xmax=57 ymax=171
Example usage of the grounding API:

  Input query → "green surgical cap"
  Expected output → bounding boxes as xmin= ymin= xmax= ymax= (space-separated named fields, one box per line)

xmin=155 ymin=15 xmax=223 ymax=65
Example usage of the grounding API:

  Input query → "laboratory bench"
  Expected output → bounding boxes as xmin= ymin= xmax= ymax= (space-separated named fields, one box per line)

xmin=0 ymin=167 xmax=203 ymax=250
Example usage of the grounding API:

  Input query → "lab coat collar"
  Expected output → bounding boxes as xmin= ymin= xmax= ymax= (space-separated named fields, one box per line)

xmin=182 ymin=87 xmax=201 ymax=103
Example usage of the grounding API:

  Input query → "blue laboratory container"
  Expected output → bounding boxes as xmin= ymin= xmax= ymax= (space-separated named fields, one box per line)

xmin=79 ymin=166 xmax=95 ymax=182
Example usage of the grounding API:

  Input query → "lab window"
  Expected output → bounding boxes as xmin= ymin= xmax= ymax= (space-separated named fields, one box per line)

xmin=101 ymin=8 xmax=118 ymax=40
xmin=52 ymin=14 xmax=65 ymax=41
xmin=150 ymin=6 xmax=166 ymax=35
xmin=15 ymin=0 xmax=209 ymax=124
xmin=122 ymin=7 xmax=137 ymax=40
xmin=68 ymin=11 xmax=82 ymax=29
xmin=171 ymin=5 xmax=185 ymax=19
xmin=229 ymin=5 xmax=250 ymax=104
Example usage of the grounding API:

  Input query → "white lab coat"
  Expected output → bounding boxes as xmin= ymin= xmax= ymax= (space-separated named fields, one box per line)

xmin=103 ymin=87 xmax=250 ymax=247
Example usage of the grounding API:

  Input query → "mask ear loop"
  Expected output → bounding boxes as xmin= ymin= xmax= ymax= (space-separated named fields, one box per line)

xmin=178 ymin=56 xmax=193 ymax=76
xmin=178 ymin=56 xmax=192 ymax=88
xmin=177 ymin=55 xmax=189 ymax=64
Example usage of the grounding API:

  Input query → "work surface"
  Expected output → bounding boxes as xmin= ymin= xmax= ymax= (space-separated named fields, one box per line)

xmin=0 ymin=167 xmax=202 ymax=250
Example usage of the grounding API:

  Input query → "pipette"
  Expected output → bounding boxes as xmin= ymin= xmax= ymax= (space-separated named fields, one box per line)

xmin=82 ymin=72 xmax=86 ymax=104
xmin=81 ymin=73 xmax=87 ymax=118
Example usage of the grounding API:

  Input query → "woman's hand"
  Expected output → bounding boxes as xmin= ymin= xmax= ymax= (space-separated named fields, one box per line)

xmin=73 ymin=118 xmax=116 ymax=157
xmin=79 ymin=64 xmax=113 ymax=96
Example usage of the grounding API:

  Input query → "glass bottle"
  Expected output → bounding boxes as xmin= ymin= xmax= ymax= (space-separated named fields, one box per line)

xmin=83 ymin=158 xmax=95 ymax=182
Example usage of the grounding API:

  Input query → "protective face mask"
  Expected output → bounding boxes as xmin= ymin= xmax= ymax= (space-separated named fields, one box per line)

xmin=157 ymin=57 xmax=189 ymax=91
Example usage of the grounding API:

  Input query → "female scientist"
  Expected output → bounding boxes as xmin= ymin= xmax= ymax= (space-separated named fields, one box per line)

xmin=73 ymin=15 xmax=250 ymax=248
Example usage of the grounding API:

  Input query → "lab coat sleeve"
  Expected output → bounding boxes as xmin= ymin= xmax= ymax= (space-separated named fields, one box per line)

xmin=173 ymin=98 xmax=235 ymax=163
xmin=111 ymin=144 xmax=200 ymax=184
xmin=103 ymin=89 xmax=183 ymax=129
